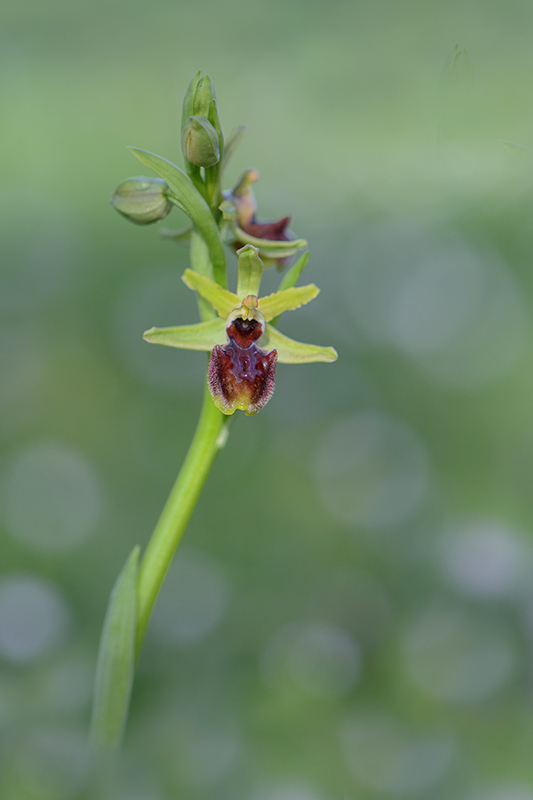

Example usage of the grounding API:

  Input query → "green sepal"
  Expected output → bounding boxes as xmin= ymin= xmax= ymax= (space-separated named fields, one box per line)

xmin=231 ymin=221 xmax=307 ymax=258
xmin=182 ymin=269 xmax=238 ymax=318
xmin=237 ymin=245 xmax=264 ymax=300
xmin=219 ymin=199 xmax=236 ymax=220
xmin=220 ymin=126 xmax=247 ymax=175
xmin=143 ymin=318 xmax=226 ymax=350
xmin=261 ymin=324 xmax=338 ymax=364
xmin=207 ymin=95 xmax=224 ymax=157
xmin=258 ymin=284 xmax=319 ymax=322
xmin=89 ymin=546 xmax=139 ymax=750
xmin=195 ymin=75 xmax=215 ymax=117
xmin=128 ymin=148 xmax=227 ymax=288
xmin=182 ymin=71 xmax=202 ymax=131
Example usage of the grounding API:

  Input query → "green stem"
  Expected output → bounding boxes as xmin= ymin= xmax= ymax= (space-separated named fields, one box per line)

xmin=135 ymin=381 xmax=226 ymax=655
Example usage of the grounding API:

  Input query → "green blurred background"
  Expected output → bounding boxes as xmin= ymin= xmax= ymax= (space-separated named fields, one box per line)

xmin=3 ymin=0 xmax=533 ymax=798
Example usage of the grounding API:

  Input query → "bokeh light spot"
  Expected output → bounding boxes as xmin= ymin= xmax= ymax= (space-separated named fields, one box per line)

xmin=13 ymin=727 xmax=88 ymax=800
xmin=344 ymin=222 xmax=526 ymax=387
xmin=0 ymin=575 xmax=70 ymax=663
xmin=150 ymin=550 xmax=228 ymax=645
xmin=314 ymin=411 xmax=430 ymax=529
xmin=340 ymin=713 xmax=455 ymax=795
xmin=252 ymin=784 xmax=327 ymax=800
xmin=440 ymin=519 xmax=530 ymax=599
xmin=3 ymin=441 xmax=102 ymax=552
xmin=402 ymin=605 xmax=517 ymax=703
xmin=262 ymin=622 xmax=360 ymax=698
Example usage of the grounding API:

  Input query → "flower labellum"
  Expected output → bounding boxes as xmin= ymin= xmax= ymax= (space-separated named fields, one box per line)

xmin=209 ymin=297 xmax=277 ymax=415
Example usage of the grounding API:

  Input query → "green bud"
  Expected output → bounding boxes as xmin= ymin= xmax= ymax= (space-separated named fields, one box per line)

xmin=181 ymin=73 xmax=223 ymax=161
xmin=182 ymin=70 xmax=202 ymax=123
xmin=110 ymin=177 xmax=173 ymax=225
xmin=194 ymin=75 xmax=215 ymax=117
xmin=181 ymin=116 xmax=220 ymax=168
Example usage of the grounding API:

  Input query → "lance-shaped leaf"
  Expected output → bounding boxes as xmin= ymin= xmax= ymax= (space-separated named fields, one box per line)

xmin=129 ymin=148 xmax=226 ymax=287
xmin=277 ymin=251 xmax=310 ymax=292
xmin=258 ymin=284 xmax=319 ymax=322
xmin=143 ymin=318 xmax=226 ymax=350
xmin=261 ymin=324 xmax=338 ymax=364
xmin=270 ymin=251 xmax=311 ymax=327
xmin=220 ymin=125 xmax=247 ymax=175
xmin=236 ymin=244 xmax=263 ymax=300
xmin=90 ymin=546 xmax=139 ymax=750
xmin=182 ymin=269 xmax=238 ymax=318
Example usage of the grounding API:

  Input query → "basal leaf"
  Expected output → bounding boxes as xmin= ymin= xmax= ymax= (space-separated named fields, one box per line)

xmin=90 ymin=546 xmax=139 ymax=750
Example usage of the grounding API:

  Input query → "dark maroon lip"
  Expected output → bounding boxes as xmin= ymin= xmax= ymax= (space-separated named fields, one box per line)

xmin=208 ymin=332 xmax=278 ymax=415
xmin=226 ymin=317 xmax=264 ymax=348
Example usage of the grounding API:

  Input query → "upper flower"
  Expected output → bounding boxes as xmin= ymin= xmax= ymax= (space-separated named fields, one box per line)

xmin=143 ymin=245 xmax=337 ymax=415
xmin=220 ymin=170 xmax=306 ymax=268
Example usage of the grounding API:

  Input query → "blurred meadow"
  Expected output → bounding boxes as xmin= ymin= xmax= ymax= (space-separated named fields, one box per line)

xmin=3 ymin=0 xmax=533 ymax=798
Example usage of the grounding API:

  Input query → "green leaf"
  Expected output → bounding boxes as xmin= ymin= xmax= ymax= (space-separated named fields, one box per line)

xmin=237 ymin=245 xmax=264 ymax=300
xmin=277 ymin=251 xmax=310 ymax=292
xmin=90 ymin=546 xmax=139 ymax=750
xmin=270 ymin=251 xmax=310 ymax=326
xmin=220 ymin=125 xmax=247 ymax=174
xmin=182 ymin=269 xmax=238 ymax=317
xmin=143 ymin=318 xmax=226 ymax=350
xmin=262 ymin=324 xmax=338 ymax=364
xmin=258 ymin=284 xmax=319 ymax=322
xmin=129 ymin=148 xmax=227 ymax=287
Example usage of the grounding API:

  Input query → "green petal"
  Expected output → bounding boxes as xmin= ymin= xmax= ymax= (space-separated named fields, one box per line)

xmin=258 ymin=284 xmax=319 ymax=322
xmin=232 ymin=221 xmax=307 ymax=256
xmin=143 ymin=318 xmax=226 ymax=350
xmin=261 ymin=323 xmax=338 ymax=364
xmin=128 ymin=148 xmax=227 ymax=288
xmin=182 ymin=269 xmax=238 ymax=317
xmin=237 ymin=245 xmax=264 ymax=300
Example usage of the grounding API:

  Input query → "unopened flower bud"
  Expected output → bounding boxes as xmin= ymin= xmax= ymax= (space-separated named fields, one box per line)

xmin=111 ymin=177 xmax=173 ymax=225
xmin=181 ymin=116 xmax=220 ymax=168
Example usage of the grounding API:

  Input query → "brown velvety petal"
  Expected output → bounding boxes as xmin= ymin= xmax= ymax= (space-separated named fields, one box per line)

xmin=243 ymin=215 xmax=292 ymax=242
xmin=208 ymin=341 xmax=277 ymax=415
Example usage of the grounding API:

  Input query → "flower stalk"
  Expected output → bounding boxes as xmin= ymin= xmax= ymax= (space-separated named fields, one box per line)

xmin=90 ymin=71 xmax=337 ymax=751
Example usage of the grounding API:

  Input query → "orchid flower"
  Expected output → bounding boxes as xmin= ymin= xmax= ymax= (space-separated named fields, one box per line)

xmin=143 ymin=244 xmax=338 ymax=414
